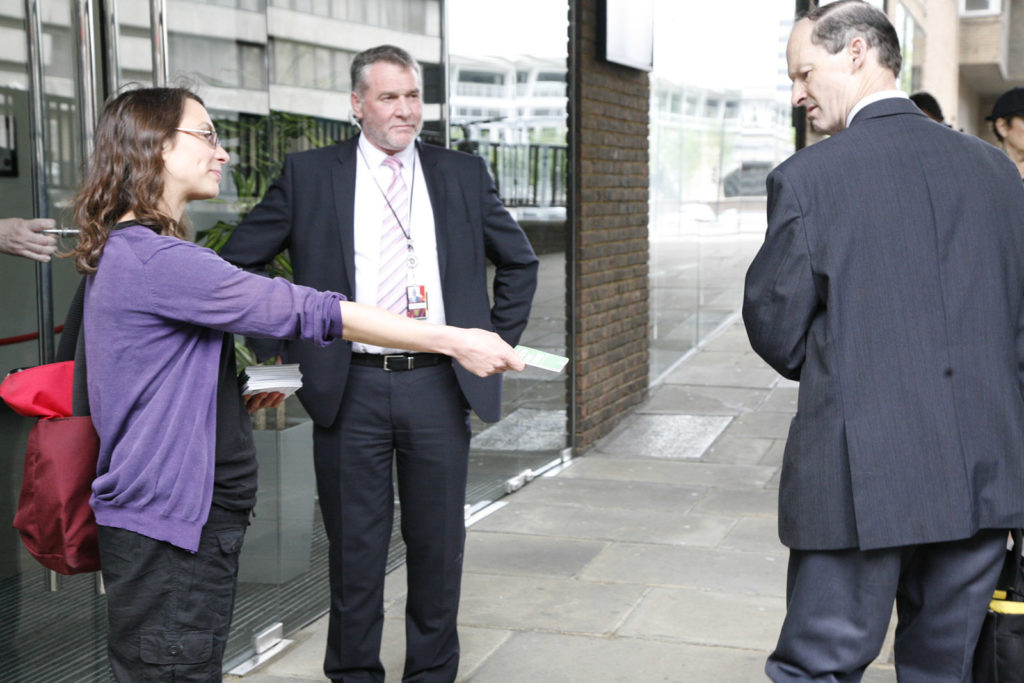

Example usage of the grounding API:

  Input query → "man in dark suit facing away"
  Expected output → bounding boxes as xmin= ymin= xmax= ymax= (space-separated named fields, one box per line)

xmin=744 ymin=2 xmax=1024 ymax=680
xmin=220 ymin=45 xmax=538 ymax=682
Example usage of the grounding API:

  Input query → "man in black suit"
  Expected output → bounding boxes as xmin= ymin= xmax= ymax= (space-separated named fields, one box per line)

xmin=220 ymin=45 xmax=538 ymax=682
xmin=744 ymin=2 xmax=1024 ymax=680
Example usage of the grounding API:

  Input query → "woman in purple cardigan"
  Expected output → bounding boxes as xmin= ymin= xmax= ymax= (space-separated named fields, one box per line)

xmin=69 ymin=86 xmax=522 ymax=682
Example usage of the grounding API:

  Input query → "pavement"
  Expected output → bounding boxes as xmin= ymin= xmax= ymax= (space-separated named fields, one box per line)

xmin=226 ymin=310 xmax=900 ymax=683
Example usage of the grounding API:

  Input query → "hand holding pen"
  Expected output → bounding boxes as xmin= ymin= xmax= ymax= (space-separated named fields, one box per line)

xmin=0 ymin=217 xmax=59 ymax=263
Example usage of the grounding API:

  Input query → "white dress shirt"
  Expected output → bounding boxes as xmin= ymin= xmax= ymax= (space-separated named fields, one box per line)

xmin=351 ymin=135 xmax=447 ymax=354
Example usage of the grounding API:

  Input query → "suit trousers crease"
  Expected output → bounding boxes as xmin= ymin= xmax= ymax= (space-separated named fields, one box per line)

xmin=315 ymin=362 xmax=471 ymax=683
xmin=766 ymin=529 xmax=1008 ymax=683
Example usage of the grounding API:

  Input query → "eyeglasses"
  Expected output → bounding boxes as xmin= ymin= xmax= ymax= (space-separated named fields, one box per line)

xmin=175 ymin=127 xmax=220 ymax=149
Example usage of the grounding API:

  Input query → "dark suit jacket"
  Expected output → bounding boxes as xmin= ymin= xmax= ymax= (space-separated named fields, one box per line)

xmin=744 ymin=98 xmax=1024 ymax=551
xmin=219 ymin=137 xmax=539 ymax=426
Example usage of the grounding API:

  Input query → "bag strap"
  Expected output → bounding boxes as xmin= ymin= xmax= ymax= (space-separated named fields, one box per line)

xmin=56 ymin=277 xmax=86 ymax=363
xmin=57 ymin=278 xmax=90 ymax=417
xmin=72 ymin=322 xmax=89 ymax=417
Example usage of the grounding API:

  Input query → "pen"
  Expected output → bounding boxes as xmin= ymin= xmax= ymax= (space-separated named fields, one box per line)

xmin=42 ymin=228 xmax=80 ymax=236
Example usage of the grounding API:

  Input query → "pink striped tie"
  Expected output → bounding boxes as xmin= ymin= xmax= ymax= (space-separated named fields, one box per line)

xmin=377 ymin=155 xmax=409 ymax=316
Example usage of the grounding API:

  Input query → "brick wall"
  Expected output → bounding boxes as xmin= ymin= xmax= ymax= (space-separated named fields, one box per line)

xmin=568 ymin=0 xmax=650 ymax=451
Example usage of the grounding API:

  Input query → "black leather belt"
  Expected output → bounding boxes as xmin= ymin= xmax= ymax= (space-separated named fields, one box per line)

xmin=350 ymin=352 xmax=450 ymax=371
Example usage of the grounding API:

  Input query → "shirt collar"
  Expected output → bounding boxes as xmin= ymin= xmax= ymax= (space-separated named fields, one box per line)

xmin=846 ymin=90 xmax=909 ymax=128
xmin=357 ymin=133 xmax=417 ymax=171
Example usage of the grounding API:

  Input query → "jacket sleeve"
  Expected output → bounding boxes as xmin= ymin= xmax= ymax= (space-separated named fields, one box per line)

xmin=144 ymin=239 xmax=343 ymax=345
xmin=218 ymin=155 xmax=300 ymax=360
xmin=742 ymin=169 xmax=819 ymax=380
xmin=477 ymin=155 xmax=539 ymax=346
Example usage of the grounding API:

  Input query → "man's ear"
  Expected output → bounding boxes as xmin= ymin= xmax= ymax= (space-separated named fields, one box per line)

xmin=847 ymin=36 xmax=868 ymax=71
xmin=350 ymin=91 xmax=363 ymax=121
xmin=996 ymin=117 xmax=1010 ymax=140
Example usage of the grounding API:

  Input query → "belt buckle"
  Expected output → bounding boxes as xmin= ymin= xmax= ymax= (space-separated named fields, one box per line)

xmin=383 ymin=354 xmax=412 ymax=371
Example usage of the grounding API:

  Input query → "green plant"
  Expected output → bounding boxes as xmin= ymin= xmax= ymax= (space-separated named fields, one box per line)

xmin=195 ymin=110 xmax=357 ymax=369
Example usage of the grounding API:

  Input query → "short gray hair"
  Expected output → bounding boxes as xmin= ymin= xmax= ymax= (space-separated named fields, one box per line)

xmin=350 ymin=45 xmax=421 ymax=95
xmin=804 ymin=0 xmax=903 ymax=78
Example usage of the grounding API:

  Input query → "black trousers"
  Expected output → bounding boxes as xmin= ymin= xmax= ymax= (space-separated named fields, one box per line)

xmin=315 ymin=362 xmax=471 ymax=683
xmin=766 ymin=529 xmax=1008 ymax=682
xmin=98 ymin=505 xmax=250 ymax=682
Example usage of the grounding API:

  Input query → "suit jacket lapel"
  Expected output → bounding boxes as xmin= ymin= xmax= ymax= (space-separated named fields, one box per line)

xmin=332 ymin=138 xmax=358 ymax=296
xmin=418 ymin=141 xmax=449 ymax=279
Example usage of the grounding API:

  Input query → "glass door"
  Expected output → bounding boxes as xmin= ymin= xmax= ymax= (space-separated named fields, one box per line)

xmin=447 ymin=0 xmax=571 ymax=508
xmin=0 ymin=1 xmax=108 ymax=681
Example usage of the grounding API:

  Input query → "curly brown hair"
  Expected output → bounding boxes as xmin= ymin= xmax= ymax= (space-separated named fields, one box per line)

xmin=71 ymin=87 xmax=203 ymax=274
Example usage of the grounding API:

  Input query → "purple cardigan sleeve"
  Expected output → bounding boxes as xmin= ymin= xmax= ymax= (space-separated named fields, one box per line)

xmin=141 ymin=237 xmax=345 ymax=344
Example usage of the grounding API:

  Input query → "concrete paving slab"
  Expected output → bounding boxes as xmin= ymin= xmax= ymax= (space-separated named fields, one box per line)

xmin=229 ymin=676 xmax=322 ymax=682
xmin=760 ymin=439 xmax=787 ymax=467
xmin=562 ymin=457 xmax=777 ymax=490
xmin=760 ymin=386 xmax=799 ymax=413
xmin=692 ymin=488 xmax=778 ymax=518
xmin=700 ymin=325 xmax=757 ymax=353
xmin=461 ymin=631 xmax=767 ymax=682
xmin=379 ymin=617 xmax=512 ymax=683
xmin=471 ymin=500 xmax=738 ymax=548
xmin=641 ymin=384 xmax=769 ymax=415
xmin=702 ymin=434 xmax=775 ymax=465
xmin=674 ymin=349 xmax=777 ymax=371
xmin=500 ymin=476 xmax=705 ymax=513
xmin=463 ymin=531 xmax=608 ymax=578
xmin=722 ymin=411 xmax=793 ymax=440
xmin=599 ymin=414 xmax=732 ymax=459
xmin=470 ymin=408 xmax=566 ymax=451
xmin=579 ymin=543 xmax=787 ymax=596
xmin=864 ymin=668 xmax=898 ymax=682
xmin=661 ymin=361 xmax=780 ymax=389
xmin=620 ymin=586 xmax=785 ymax=650
xmin=720 ymin=517 xmax=787 ymax=555
xmin=457 ymin=573 xmax=647 ymax=635
xmin=229 ymin=614 xmax=329 ymax=681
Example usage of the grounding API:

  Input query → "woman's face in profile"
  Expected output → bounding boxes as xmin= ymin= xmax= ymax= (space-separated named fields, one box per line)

xmin=161 ymin=98 xmax=229 ymax=207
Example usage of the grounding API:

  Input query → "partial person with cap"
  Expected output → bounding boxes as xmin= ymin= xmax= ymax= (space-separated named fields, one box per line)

xmin=909 ymin=91 xmax=945 ymax=124
xmin=988 ymin=86 xmax=1024 ymax=178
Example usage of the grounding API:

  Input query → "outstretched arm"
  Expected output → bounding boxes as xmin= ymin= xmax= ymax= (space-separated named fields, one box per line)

xmin=339 ymin=300 xmax=525 ymax=377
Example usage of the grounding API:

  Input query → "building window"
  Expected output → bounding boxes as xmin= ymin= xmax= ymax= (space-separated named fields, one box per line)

xmin=270 ymin=0 xmax=438 ymax=34
xmin=960 ymin=0 xmax=1001 ymax=16
xmin=703 ymin=98 xmax=719 ymax=119
xmin=271 ymin=38 xmax=354 ymax=90
xmin=456 ymin=70 xmax=505 ymax=98
xmin=894 ymin=3 xmax=925 ymax=92
xmin=170 ymin=35 xmax=268 ymax=90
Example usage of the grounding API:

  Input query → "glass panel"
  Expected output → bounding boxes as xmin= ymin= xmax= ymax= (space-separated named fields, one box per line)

xmin=648 ymin=0 xmax=795 ymax=381
xmin=448 ymin=0 xmax=570 ymax=504
xmin=895 ymin=3 xmax=925 ymax=94
xmin=0 ymin=0 xmax=105 ymax=680
xmin=165 ymin=0 xmax=448 ymax=668
xmin=964 ymin=0 xmax=998 ymax=12
xmin=115 ymin=0 xmax=155 ymax=86
xmin=166 ymin=0 xmax=283 ymax=667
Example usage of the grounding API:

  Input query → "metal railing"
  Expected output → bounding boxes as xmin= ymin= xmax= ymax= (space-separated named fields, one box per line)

xmin=456 ymin=140 xmax=567 ymax=208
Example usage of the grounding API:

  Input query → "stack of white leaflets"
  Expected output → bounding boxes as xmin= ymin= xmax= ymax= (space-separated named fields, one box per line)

xmin=241 ymin=363 xmax=303 ymax=397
